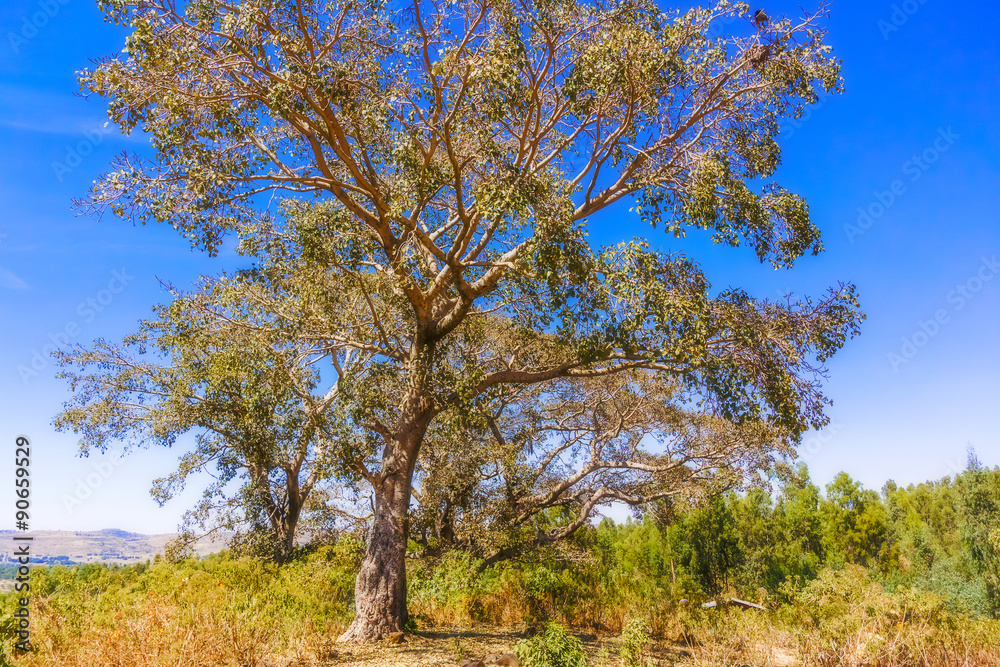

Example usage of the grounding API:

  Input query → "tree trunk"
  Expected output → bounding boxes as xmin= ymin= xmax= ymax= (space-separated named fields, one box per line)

xmin=338 ymin=469 xmax=412 ymax=642
xmin=274 ymin=504 xmax=301 ymax=564
xmin=340 ymin=339 xmax=435 ymax=642
xmin=435 ymin=497 xmax=454 ymax=544
xmin=277 ymin=475 xmax=305 ymax=564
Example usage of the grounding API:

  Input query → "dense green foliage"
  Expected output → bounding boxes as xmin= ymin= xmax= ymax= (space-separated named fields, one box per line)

xmin=514 ymin=623 xmax=588 ymax=667
xmin=574 ymin=463 xmax=1000 ymax=619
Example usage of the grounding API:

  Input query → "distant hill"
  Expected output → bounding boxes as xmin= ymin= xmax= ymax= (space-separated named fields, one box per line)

xmin=0 ymin=529 xmax=231 ymax=567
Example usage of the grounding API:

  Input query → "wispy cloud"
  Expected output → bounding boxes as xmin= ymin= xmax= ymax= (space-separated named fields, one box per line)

xmin=0 ymin=118 xmax=108 ymax=136
xmin=0 ymin=267 xmax=28 ymax=290
xmin=0 ymin=84 xmax=142 ymax=142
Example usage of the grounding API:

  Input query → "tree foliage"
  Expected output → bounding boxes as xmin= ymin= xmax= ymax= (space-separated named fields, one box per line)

xmin=55 ymin=273 xmax=372 ymax=563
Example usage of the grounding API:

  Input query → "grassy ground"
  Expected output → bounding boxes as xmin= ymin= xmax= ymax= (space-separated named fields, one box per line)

xmin=3 ymin=550 xmax=1000 ymax=667
xmin=13 ymin=611 xmax=994 ymax=667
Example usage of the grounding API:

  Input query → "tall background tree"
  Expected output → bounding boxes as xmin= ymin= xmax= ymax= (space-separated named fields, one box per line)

xmin=961 ymin=449 xmax=1000 ymax=616
xmin=54 ymin=275 xmax=372 ymax=564
xmin=410 ymin=370 xmax=795 ymax=568
xmin=78 ymin=0 xmax=861 ymax=640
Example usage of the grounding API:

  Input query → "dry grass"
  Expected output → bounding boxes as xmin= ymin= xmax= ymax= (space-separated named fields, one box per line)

xmin=11 ymin=608 xmax=1000 ymax=667
xmin=13 ymin=620 xmax=657 ymax=667
xmin=18 ymin=594 xmax=276 ymax=667
xmin=7 ymin=558 xmax=1000 ymax=667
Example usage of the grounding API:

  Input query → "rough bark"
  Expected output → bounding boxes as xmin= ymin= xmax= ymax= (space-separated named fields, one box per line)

xmin=340 ymin=336 xmax=438 ymax=642
xmin=338 ymin=471 xmax=411 ymax=642
xmin=274 ymin=498 xmax=301 ymax=564
xmin=339 ymin=405 xmax=428 ymax=642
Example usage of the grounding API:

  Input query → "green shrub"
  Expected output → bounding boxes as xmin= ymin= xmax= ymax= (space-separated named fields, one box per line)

xmin=619 ymin=617 xmax=651 ymax=667
xmin=514 ymin=622 xmax=588 ymax=667
xmin=408 ymin=550 xmax=493 ymax=622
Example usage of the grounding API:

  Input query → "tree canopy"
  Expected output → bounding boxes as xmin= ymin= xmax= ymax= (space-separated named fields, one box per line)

xmin=55 ymin=273 xmax=370 ymax=562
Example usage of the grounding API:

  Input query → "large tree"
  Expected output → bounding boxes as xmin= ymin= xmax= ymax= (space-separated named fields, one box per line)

xmin=79 ymin=0 xmax=861 ymax=640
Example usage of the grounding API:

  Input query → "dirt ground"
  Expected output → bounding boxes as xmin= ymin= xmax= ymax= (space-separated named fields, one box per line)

xmin=274 ymin=626 xmax=705 ymax=667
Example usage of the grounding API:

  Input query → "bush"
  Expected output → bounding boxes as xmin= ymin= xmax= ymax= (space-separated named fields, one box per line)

xmin=514 ymin=622 xmax=588 ymax=667
xmin=619 ymin=618 xmax=651 ymax=667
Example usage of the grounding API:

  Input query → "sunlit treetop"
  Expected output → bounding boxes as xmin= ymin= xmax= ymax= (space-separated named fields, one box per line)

xmin=80 ymin=0 xmax=856 ymax=440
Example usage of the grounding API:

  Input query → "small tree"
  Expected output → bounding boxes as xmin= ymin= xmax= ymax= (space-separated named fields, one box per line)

xmin=821 ymin=472 xmax=889 ymax=568
xmin=79 ymin=0 xmax=861 ymax=639
xmin=514 ymin=623 xmax=588 ymax=667
xmin=55 ymin=275 xmax=371 ymax=563
xmin=960 ymin=452 xmax=1000 ymax=616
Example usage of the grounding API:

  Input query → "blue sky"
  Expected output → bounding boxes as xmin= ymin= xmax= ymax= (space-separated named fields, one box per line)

xmin=1 ymin=0 xmax=998 ymax=534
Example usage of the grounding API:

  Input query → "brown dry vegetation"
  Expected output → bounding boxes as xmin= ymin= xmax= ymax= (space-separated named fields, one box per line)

xmin=9 ymin=586 xmax=1000 ymax=667
xmin=19 ymin=613 xmax=1000 ymax=667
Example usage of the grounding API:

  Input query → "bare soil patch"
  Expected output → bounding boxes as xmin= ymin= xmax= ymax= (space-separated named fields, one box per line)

xmin=274 ymin=626 xmax=699 ymax=667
